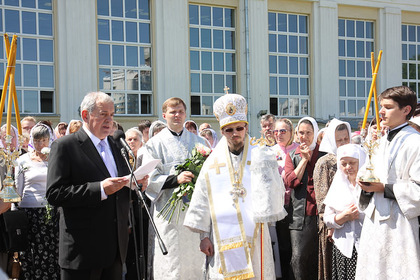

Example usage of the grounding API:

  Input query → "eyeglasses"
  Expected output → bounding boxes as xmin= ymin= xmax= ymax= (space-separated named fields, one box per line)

xmin=273 ymin=129 xmax=288 ymax=134
xmin=224 ymin=126 xmax=246 ymax=133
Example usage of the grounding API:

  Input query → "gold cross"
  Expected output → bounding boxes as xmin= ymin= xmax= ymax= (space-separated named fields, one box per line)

xmin=224 ymin=85 xmax=230 ymax=94
xmin=209 ymin=158 xmax=226 ymax=174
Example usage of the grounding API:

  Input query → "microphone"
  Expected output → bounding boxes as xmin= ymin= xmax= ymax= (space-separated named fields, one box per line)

xmin=113 ymin=130 xmax=136 ymax=160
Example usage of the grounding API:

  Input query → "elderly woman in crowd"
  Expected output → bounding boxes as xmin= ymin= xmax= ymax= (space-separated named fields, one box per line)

xmin=284 ymin=116 xmax=323 ymax=280
xmin=314 ymin=119 xmax=351 ymax=280
xmin=149 ymin=120 xmax=167 ymax=138
xmin=323 ymin=144 xmax=366 ymax=280
xmin=125 ymin=127 xmax=143 ymax=168
xmin=54 ymin=122 xmax=68 ymax=139
xmin=15 ymin=122 xmax=59 ymax=279
xmin=183 ymin=120 xmax=198 ymax=135
xmin=199 ymin=128 xmax=218 ymax=148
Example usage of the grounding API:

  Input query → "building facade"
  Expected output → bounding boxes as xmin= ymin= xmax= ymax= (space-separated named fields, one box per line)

xmin=0 ymin=0 xmax=419 ymax=134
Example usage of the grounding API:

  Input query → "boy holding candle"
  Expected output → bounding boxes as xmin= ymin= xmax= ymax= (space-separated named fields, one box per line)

xmin=355 ymin=86 xmax=420 ymax=279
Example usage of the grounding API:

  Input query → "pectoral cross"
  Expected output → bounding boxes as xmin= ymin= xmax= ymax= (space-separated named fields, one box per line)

xmin=209 ymin=158 xmax=226 ymax=174
xmin=230 ymin=170 xmax=247 ymax=202
xmin=224 ymin=85 xmax=230 ymax=94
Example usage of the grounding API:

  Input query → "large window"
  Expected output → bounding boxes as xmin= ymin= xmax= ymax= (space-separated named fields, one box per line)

xmin=0 ymin=0 xmax=54 ymax=114
xmin=269 ymin=12 xmax=309 ymax=117
xmin=338 ymin=19 xmax=375 ymax=117
xmin=402 ymin=24 xmax=420 ymax=98
xmin=97 ymin=0 xmax=152 ymax=115
xmin=189 ymin=4 xmax=236 ymax=116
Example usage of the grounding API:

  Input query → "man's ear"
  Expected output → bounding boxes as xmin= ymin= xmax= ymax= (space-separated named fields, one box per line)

xmin=162 ymin=111 xmax=167 ymax=121
xmin=403 ymin=105 xmax=412 ymax=117
xmin=81 ymin=110 xmax=89 ymax=122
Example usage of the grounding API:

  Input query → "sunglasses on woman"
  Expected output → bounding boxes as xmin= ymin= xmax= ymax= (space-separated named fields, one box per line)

xmin=273 ymin=129 xmax=288 ymax=134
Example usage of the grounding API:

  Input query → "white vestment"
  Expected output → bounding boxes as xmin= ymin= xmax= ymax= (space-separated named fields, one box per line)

xmin=356 ymin=125 xmax=420 ymax=279
xmin=144 ymin=127 xmax=208 ymax=280
xmin=184 ymin=135 xmax=286 ymax=279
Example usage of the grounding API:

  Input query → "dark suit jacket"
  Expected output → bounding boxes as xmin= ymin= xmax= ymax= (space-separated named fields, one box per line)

xmin=46 ymin=128 xmax=130 ymax=270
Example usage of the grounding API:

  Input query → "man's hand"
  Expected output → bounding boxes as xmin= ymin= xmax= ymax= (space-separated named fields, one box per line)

xmin=102 ymin=177 xmax=129 ymax=195
xmin=137 ymin=175 xmax=149 ymax=192
xmin=177 ymin=171 xmax=194 ymax=184
xmin=358 ymin=181 xmax=385 ymax=193
xmin=200 ymin=237 xmax=214 ymax=256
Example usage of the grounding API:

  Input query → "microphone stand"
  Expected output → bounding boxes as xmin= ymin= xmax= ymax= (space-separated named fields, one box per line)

xmin=120 ymin=149 xmax=168 ymax=279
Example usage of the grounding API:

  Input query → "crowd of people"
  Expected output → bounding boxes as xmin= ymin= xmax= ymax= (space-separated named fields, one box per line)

xmin=0 ymin=85 xmax=418 ymax=280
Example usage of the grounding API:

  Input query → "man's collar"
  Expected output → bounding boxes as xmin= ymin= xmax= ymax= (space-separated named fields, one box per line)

xmin=82 ymin=125 xmax=108 ymax=147
xmin=168 ymin=127 xmax=183 ymax=136
xmin=387 ymin=122 xmax=408 ymax=142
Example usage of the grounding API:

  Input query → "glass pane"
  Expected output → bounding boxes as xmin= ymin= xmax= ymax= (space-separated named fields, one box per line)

xmin=269 ymin=34 xmax=276 ymax=52
xmin=201 ymin=29 xmax=211 ymax=48
xmin=409 ymin=45 xmax=416 ymax=60
xmin=23 ymin=38 xmax=37 ymax=61
xmin=140 ymin=70 xmax=151 ymax=90
xmin=339 ymin=60 xmax=346 ymax=77
xmin=301 ymin=99 xmax=308 ymax=115
xmin=139 ymin=23 xmax=150 ymax=43
xmin=114 ymin=93 xmax=125 ymax=113
xmin=289 ymin=57 xmax=298 ymax=74
xmin=357 ymin=100 xmax=365 ymax=116
xmin=40 ymin=65 xmax=53 ymax=87
xmin=127 ymin=94 xmax=139 ymax=114
xmin=299 ymin=36 xmax=307 ymax=54
xmin=0 ymin=10 xmax=2 ymax=33
xmin=339 ymin=79 xmax=346 ymax=96
xmin=190 ymin=28 xmax=199 ymax=47
xmin=278 ymin=13 xmax=287 ymax=32
xmin=200 ymin=6 xmax=211 ymax=26
xmin=99 ymin=68 xmax=111 ymax=89
xmin=366 ymin=22 xmax=373 ymax=39
xmin=348 ymin=100 xmax=356 ymax=116
xmin=5 ymin=10 xmax=20 ymax=33
xmin=347 ymin=20 xmax=355 ymax=37
xmin=357 ymin=61 xmax=365 ymax=77
xmin=23 ymin=64 xmax=37 ymax=86
xmin=127 ymin=70 xmax=139 ymax=90
xmin=202 ymin=96 xmax=213 ymax=115
xmin=290 ymin=98 xmax=299 ymax=116
xmin=268 ymin=12 xmax=276 ymax=31
xmin=347 ymin=40 xmax=355 ymax=57
xmin=0 ymin=63 xmax=3 ymax=85
xmin=5 ymin=0 xmax=18 ymax=6
xmin=402 ymin=25 xmax=407 ymax=42
xmin=279 ymin=77 xmax=288 ymax=95
xmin=300 ymin=78 xmax=308 ymax=95
xmin=225 ymin=53 xmax=235 ymax=71
xmin=214 ymin=74 xmax=224 ymax=93
xmin=189 ymin=5 xmax=198 ymax=24
xmin=112 ymin=20 xmax=124 ymax=41
xmin=225 ymin=9 xmax=234 ymax=28
xmin=213 ymin=52 xmax=223 ymax=71
xmin=140 ymin=47 xmax=151 ymax=66
xmin=22 ymin=11 xmax=36 ymax=34
xmin=348 ymin=80 xmax=355 ymax=97
xmin=402 ymin=63 xmax=408 ymax=79
xmin=409 ymin=64 xmax=416 ymax=79
xmin=408 ymin=25 xmax=416 ymax=42
xmin=356 ymin=21 xmax=364 ymax=38
xmin=111 ymin=0 xmax=123 ymax=17
xmin=24 ymin=90 xmax=38 ymax=113
xmin=418 ymin=64 xmax=420 ymax=79
xmin=98 ymin=19 xmax=110 ymax=40
xmin=339 ymin=39 xmax=345 ymax=56
xmin=202 ymin=74 xmax=212 ymax=93
xmin=190 ymin=50 xmax=199 ymax=70
xmin=270 ymin=98 xmax=278 ymax=115
xmin=201 ymin=51 xmax=212 ymax=71
xmin=347 ymin=60 xmax=355 ymax=77
xmin=191 ymin=73 xmax=200 ymax=92
xmin=366 ymin=42 xmax=373 ymax=58
xmin=269 ymin=55 xmax=277 ymax=74
xmin=299 ymin=15 xmax=307 ymax=33
xmin=138 ymin=0 xmax=150 ymax=20
xmin=225 ymin=75 xmax=236 ymax=93
xmin=279 ymin=98 xmax=288 ymax=115
xmin=279 ymin=56 xmax=287 ymax=74
xmin=269 ymin=76 xmax=277 ymax=95
xmin=357 ymin=80 xmax=365 ymax=97
xmin=126 ymin=46 xmax=138 ymax=66
xmin=38 ymin=0 xmax=52 ymax=10
xmin=191 ymin=96 xmax=200 ymax=115
xmin=39 ymin=13 xmax=52 ymax=36
xmin=289 ymin=14 xmax=297 ymax=33
xmin=98 ymin=0 xmax=109 ymax=16
xmin=112 ymin=45 xmax=124 ymax=66
xmin=366 ymin=61 xmax=372 ymax=78
xmin=357 ymin=41 xmax=364 ymax=58
xmin=99 ymin=44 xmax=110 ymax=65
xmin=290 ymin=78 xmax=298 ymax=95
xmin=15 ymin=64 xmax=21 ymax=86
xmin=126 ymin=21 xmax=138 ymax=42
xmin=338 ymin=19 xmax=345 ymax=37
xmin=213 ymin=30 xmax=223 ymax=49
xmin=340 ymin=100 xmax=345 ymax=116
xmin=23 ymin=0 xmax=36 ymax=7
xmin=125 ymin=0 xmax=136 ymax=18
xmin=225 ymin=31 xmax=235 ymax=49
xmin=300 ymin=57 xmax=308 ymax=75
xmin=278 ymin=35 xmax=287 ymax=53
xmin=213 ymin=7 xmax=223 ymax=27
xmin=289 ymin=36 xmax=297 ymax=53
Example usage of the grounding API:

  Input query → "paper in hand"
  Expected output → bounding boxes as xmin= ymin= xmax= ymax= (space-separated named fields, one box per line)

xmin=124 ymin=158 xmax=161 ymax=183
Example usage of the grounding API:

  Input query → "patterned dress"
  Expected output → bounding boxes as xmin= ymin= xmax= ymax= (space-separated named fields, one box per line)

xmin=313 ymin=153 xmax=337 ymax=280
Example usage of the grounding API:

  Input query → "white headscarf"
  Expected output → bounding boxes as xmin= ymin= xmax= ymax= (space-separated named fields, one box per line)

xmin=297 ymin=116 xmax=319 ymax=151
xmin=149 ymin=120 xmax=167 ymax=138
xmin=319 ymin=118 xmax=351 ymax=155
xmin=201 ymin=128 xmax=218 ymax=148
xmin=65 ymin=120 xmax=82 ymax=135
xmin=28 ymin=122 xmax=56 ymax=152
xmin=323 ymin=144 xmax=366 ymax=258
xmin=0 ymin=124 xmax=19 ymax=149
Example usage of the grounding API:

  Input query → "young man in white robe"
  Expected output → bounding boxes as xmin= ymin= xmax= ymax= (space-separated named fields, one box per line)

xmin=143 ymin=97 xmax=208 ymax=280
xmin=184 ymin=93 xmax=287 ymax=279
xmin=356 ymin=86 xmax=420 ymax=279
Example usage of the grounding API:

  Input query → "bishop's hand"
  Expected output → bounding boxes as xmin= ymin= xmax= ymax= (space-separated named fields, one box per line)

xmin=200 ymin=237 xmax=214 ymax=257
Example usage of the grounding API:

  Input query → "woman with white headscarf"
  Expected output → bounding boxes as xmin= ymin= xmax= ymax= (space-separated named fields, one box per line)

xmin=313 ymin=118 xmax=351 ymax=280
xmin=284 ymin=116 xmax=322 ymax=280
xmin=15 ymin=122 xmax=60 ymax=279
xmin=324 ymin=144 xmax=366 ymax=280
xmin=199 ymin=128 xmax=218 ymax=148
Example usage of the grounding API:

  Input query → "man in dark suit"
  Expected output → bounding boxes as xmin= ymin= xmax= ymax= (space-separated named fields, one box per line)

xmin=47 ymin=92 xmax=148 ymax=280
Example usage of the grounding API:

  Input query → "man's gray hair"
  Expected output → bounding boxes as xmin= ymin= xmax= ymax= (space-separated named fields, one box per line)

xmin=125 ymin=127 xmax=143 ymax=142
xmin=80 ymin=92 xmax=114 ymax=118
xmin=260 ymin=113 xmax=276 ymax=123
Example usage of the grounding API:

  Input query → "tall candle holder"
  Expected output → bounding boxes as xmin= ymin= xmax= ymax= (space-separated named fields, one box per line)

xmin=358 ymin=129 xmax=381 ymax=183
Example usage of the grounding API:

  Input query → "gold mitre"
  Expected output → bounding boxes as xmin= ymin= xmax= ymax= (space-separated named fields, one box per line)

xmin=213 ymin=93 xmax=248 ymax=129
